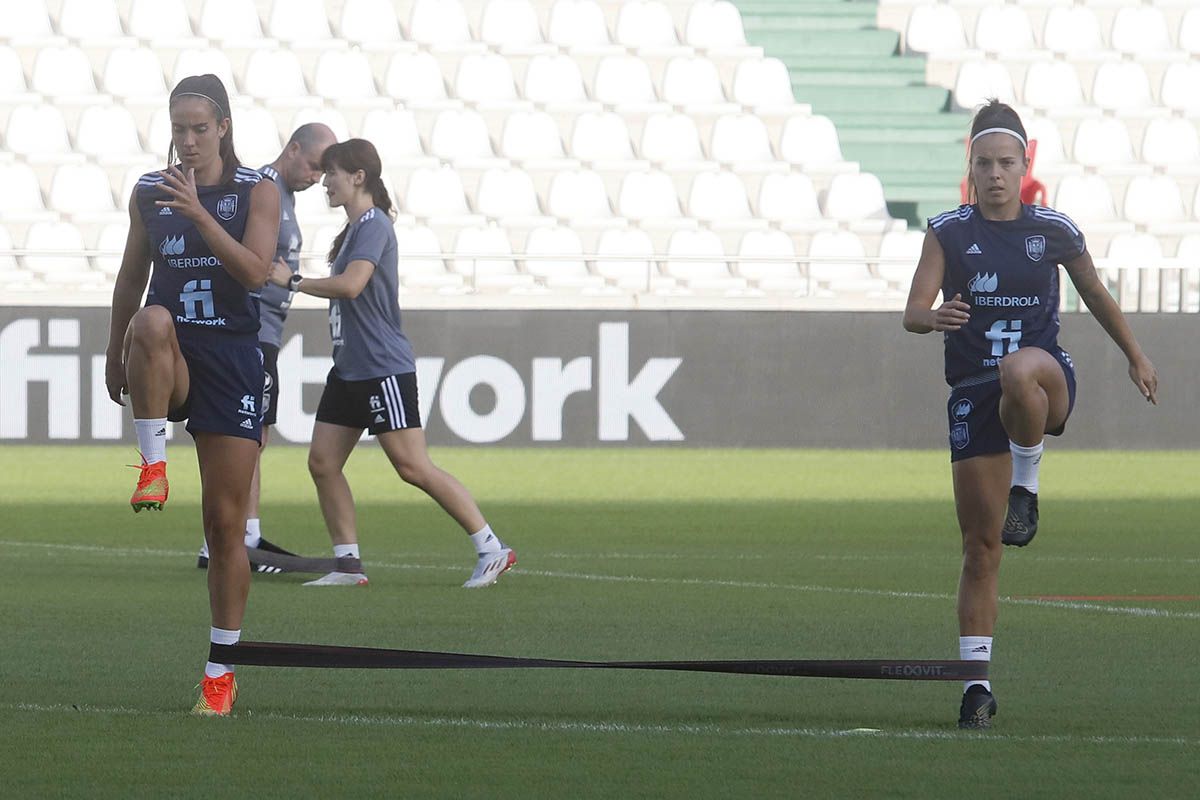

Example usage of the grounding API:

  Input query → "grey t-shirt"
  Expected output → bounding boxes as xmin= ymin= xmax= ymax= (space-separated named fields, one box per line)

xmin=329 ymin=207 xmax=415 ymax=380
xmin=257 ymin=164 xmax=301 ymax=348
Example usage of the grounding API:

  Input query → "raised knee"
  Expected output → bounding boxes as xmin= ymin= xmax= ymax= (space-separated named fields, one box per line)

xmin=129 ymin=305 xmax=175 ymax=343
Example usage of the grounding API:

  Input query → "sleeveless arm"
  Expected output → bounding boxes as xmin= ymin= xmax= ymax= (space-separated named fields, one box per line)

xmin=104 ymin=191 xmax=154 ymax=403
xmin=904 ymin=229 xmax=969 ymax=333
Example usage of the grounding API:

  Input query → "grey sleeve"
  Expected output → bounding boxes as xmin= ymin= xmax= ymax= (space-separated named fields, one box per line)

xmin=343 ymin=216 xmax=390 ymax=268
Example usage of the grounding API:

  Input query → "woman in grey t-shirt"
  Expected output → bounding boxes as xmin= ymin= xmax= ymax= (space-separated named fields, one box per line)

xmin=268 ymin=139 xmax=515 ymax=588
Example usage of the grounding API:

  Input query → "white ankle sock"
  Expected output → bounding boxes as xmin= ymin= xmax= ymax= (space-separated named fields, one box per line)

xmin=134 ymin=418 xmax=168 ymax=464
xmin=333 ymin=543 xmax=360 ymax=559
xmin=470 ymin=525 xmax=502 ymax=554
xmin=1010 ymin=440 xmax=1043 ymax=493
xmin=205 ymin=626 xmax=240 ymax=678
xmin=244 ymin=518 xmax=261 ymax=548
xmin=960 ymin=635 xmax=992 ymax=693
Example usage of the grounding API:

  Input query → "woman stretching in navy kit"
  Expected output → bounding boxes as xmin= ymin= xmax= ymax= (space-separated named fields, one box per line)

xmin=903 ymin=101 xmax=1157 ymax=729
xmin=104 ymin=74 xmax=280 ymax=715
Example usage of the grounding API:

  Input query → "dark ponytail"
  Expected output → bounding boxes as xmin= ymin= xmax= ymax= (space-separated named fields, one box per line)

xmin=321 ymin=138 xmax=395 ymax=263
xmin=166 ymin=74 xmax=241 ymax=185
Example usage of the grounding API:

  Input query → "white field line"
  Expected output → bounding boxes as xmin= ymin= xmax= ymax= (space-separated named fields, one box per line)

xmin=2 ymin=701 xmax=1196 ymax=748
xmin=2 ymin=539 xmax=1198 ymax=621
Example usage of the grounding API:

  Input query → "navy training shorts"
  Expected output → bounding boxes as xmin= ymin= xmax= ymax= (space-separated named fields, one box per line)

xmin=168 ymin=335 xmax=264 ymax=442
xmin=947 ymin=347 xmax=1076 ymax=462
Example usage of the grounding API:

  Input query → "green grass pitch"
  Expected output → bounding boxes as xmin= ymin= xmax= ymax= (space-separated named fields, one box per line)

xmin=1 ymin=446 xmax=1197 ymax=798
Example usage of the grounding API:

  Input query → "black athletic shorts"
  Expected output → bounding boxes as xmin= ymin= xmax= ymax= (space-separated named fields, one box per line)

xmin=947 ymin=347 xmax=1076 ymax=462
xmin=316 ymin=370 xmax=422 ymax=435
xmin=260 ymin=342 xmax=279 ymax=427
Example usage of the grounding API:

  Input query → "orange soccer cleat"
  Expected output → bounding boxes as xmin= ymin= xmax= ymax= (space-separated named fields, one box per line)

xmin=130 ymin=457 xmax=168 ymax=512
xmin=192 ymin=672 xmax=238 ymax=716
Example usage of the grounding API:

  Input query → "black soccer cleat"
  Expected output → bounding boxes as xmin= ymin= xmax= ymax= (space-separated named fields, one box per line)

xmin=197 ymin=552 xmax=208 ymax=569
xmin=255 ymin=536 xmax=299 ymax=558
xmin=957 ymin=685 xmax=998 ymax=730
xmin=1002 ymin=486 xmax=1039 ymax=547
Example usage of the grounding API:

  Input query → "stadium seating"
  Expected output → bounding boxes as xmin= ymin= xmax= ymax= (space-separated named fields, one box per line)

xmin=2 ymin=0 xmax=1191 ymax=308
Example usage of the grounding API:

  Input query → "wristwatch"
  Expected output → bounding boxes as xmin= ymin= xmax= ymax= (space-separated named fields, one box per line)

xmin=287 ymin=273 xmax=303 ymax=292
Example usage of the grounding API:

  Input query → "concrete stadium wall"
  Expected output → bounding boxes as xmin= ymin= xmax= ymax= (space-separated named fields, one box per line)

xmin=0 ymin=307 xmax=1191 ymax=448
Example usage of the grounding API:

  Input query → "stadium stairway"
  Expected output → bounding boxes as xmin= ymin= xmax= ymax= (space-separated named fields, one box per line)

xmin=735 ymin=0 xmax=971 ymax=227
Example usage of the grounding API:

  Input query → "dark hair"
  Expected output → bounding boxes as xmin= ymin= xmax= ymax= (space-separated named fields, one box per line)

xmin=321 ymin=138 xmax=396 ymax=263
xmin=166 ymin=74 xmax=241 ymax=185
xmin=965 ymin=99 xmax=1027 ymax=204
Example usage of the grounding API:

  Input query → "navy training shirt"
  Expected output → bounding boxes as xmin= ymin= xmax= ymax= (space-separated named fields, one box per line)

xmin=929 ymin=204 xmax=1085 ymax=387
xmin=137 ymin=165 xmax=265 ymax=344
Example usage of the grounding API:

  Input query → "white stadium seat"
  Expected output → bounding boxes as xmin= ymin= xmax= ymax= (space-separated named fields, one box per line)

xmin=0 ymin=1 xmax=53 ymax=40
xmin=290 ymin=108 xmax=351 ymax=144
xmin=172 ymin=49 xmax=237 ymax=92
xmin=569 ymin=111 xmax=636 ymax=164
xmin=735 ymin=230 xmax=805 ymax=291
xmin=617 ymin=170 xmax=685 ymax=226
xmin=779 ymin=114 xmax=843 ymax=167
xmin=198 ymin=0 xmax=264 ymax=42
xmin=1042 ymin=6 xmax=1105 ymax=54
xmin=1022 ymin=61 xmax=1085 ymax=110
xmin=59 ymin=0 xmax=124 ymax=39
xmin=546 ymin=0 xmax=611 ymax=50
xmin=687 ymin=171 xmax=755 ymax=227
xmin=1123 ymin=176 xmax=1186 ymax=226
xmin=384 ymin=52 xmax=451 ymax=108
xmin=23 ymin=222 xmax=97 ymax=284
xmin=244 ymin=50 xmax=308 ymax=99
xmin=0 ymin=226 xmax=33 ymax=285
xmin=595 ymin=228 xmax=658 ymax=290
xmin=31 ymin=46 xmax=96 ymax=97
xmin=6 ymin=105 xmax=72 ymax=158
xmin=103 ymin=47 xmax=167 ymax=99
xmin=339 ymin=0 xmax=403 ymax=44
xmin=394 ymin=225 xmax=460 ymax=290
xmin=1071 ymin=118 xmax=1135 ymax=169
xmin=954 ymin=60 xmax=1016 ymax=110
xmin=451 ymin=225 xmax=533 ymax=289
xmin=1141 ymin=118 xmax=1200 ymax=168
xmin=823 ymin=173 xmax=890 ymax=223
xmin=1182 ymin=8 xmax=1200 ymax=56
xmin=75 ymin=106 xmax=143 ymax=161
xmin=546 ymin=170 xmax=614 ymax=223
xmin=499 ymin=110 xmax=569 ymax=163
xmin=0 ymin=162 xmax=47 ymax=216
xmin=1160 ymin=63 xmax=1200 ymax=115
xmin=480 ymin=0 xmax=545 ymax=50
xmin=807 ymin=230 xmax=886 ymax=294
xmin=523 ymin=54 xmax=590 ymax=106
xmin=685 ymin=1 xmax=748 ymax=51
xmin=524 ymin=226 xmax=603 ymax=289
xmin=661 ymin=56 xmax=728 ymax=108
xmin=0 ymin=46 xmax=31 ymax=101
xmin=404 ymin=165 xmax=473 ymax=219
xmin=362 ymin=109 xmax=426 ymax=163
xmin=314 ymin=51 xmax=378 ymax=100
xmin=409 ymin=0 xmax=473 ymax=48
xmin=905 ymin=5 xmax=967 ymax=53
xmin=665 ymin=229 xmax=743 ymax=290
xmin=429 ymin=109 xmax=497 ymax=164
xmin=235 ymin=107 xmax=284 ymax=165
xmin=973 ymin=6 xmax=1035 ymax=53
xmin=129 ymin=0 xmax=195 ymax=41
xmin=876 ymin=230 xmax=924 ymax=289
xmin=709 ymin=113 xmax=775 ymax=165
xmin=1109 ymin=7 xmax=1171 ymax=57
xmin=474 ymin=167 xmax=547 ymax=222
xmin=454 ymin=53 xmax=519 ymax=104
xmin=1054 ymin=175 xmax=1121 ymax=225
xmin=1091 ymin=63 xmax=1153 ymax=113
xmin=592 ymin=55 xmax=660 ymax=107
xmin=94 ymin=222 xmax=130 ymax=277
xmin=731 ymin=57 xmax=795 ymax=109
xmin=1023 ymin=117 xmax=1067 ymax=170
xmin=639 ymin=112 xmax=706 ymax=165
xmin=268 ymin=0 xmax=332 ymax=42
xmin=755 ymin=173 xmax=826 ymax=232
xmin=614 ymin=1 xmax=680 ymax=50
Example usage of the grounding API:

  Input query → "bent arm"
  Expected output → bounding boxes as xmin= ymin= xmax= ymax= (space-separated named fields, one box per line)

xmin=288 ymin=260 xmax=376 ymax=300
xmin=903 ymin=230 xmax=969 ymax=333
xmin=193 ymin=179 xmax=280 ymax=290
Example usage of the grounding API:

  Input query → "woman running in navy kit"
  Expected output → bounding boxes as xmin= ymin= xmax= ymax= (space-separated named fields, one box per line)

xmin=104 ymin=75 xmax=280 ymax=715
xmin=903 ymin=101 xmax=1157 ymax=729
xmin=266 ymin=139 xmax=516 ymax=589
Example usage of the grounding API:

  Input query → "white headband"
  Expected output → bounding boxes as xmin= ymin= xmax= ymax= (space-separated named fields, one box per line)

xmin=970 ymin=127 xmax=1027 ymax=149
xmin=172 ymin=91 xmax=226 ymax=115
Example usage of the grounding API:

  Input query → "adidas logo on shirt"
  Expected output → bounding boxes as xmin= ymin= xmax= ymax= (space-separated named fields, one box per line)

xmin=239 ymin=419 xmax=254 ymax=430
xmin=966 ymin=243 xmax=982 ymax=254
xmin=158 ymin=207 xmax=173 ymax=216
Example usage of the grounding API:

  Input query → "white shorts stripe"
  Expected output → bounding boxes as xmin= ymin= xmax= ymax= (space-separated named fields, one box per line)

xmin=381 ymin=377 xmax=398 ymax=429
xmin=392 ymin=376 xmax=407 ymax=428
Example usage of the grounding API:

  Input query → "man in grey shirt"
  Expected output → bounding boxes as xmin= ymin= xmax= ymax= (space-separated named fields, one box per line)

xmin=198 ymin=123 xmax=337 ymax=570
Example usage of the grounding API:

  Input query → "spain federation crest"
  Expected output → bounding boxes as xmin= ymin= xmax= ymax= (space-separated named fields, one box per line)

xmin=217 ymin=193 xmax=238 ymax=220
xmin=951 ymin=421 xmax=970 ymax=450
xmin=1025 ymin=235 xmax=1046 ymax=262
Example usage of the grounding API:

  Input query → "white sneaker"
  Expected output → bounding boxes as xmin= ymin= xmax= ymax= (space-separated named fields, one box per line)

xmin=303 ymin=571 xmax=369 ymax=586
xmin=463 ymin=548 xmax=516 ymax=589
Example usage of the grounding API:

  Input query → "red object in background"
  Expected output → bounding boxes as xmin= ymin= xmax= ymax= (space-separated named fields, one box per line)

xmin=960 ymin=138 xmax=1046 ymax=205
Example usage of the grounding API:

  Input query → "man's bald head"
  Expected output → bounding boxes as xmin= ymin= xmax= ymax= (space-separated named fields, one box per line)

xmin=277 ymin=123 xmax=337 ymax=191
